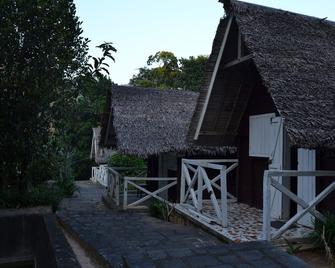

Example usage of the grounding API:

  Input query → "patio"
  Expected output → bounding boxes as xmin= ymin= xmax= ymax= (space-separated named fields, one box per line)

xmin=91 ymin=160 xmax=335 ymax=244
xmin=175 ymin=200 xmax=312 ymax=242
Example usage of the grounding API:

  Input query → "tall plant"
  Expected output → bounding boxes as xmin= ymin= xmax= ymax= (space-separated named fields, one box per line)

xmin=0 ymin=0 xmax=117 ymax=193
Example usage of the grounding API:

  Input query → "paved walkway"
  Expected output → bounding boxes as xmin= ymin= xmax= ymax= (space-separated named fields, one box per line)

xmin=57 ymin=181 xmax=308 ymax=268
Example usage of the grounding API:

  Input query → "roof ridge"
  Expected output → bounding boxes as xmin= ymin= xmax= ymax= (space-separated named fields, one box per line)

xmin=222 ymin=0 xmax=335 ymax=25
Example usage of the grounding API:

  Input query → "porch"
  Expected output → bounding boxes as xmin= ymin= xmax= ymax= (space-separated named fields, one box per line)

xmin=175 ymin=200 xmax=311 ymax=243
xmin=91 ymin=159 xmax=335 ymax=243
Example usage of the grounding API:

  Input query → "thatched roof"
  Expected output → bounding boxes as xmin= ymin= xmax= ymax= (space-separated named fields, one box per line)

xmin=102 ymin=85 xmax=234 ymax=157
xmin=189 ymin=0 xmax=335 ymax=149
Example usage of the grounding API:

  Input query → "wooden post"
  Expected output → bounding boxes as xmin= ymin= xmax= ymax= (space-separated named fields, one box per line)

xmin=197 ymin=166 xmax=203 ymax=212
xmin=220 ymin=165 xmax=228 ymax=227
xmin=123 ymin=177 xmax=128 ymax=210
xmin=201 ymin=167 xmax=222 ymax=223
xmin=116 ymin=173 xmax=120 ymax=207
xmin=91 ymin=167 xmax=94 ymax=181
xmin=263 ymin=170 xmax=271 ymax=241
xmin=180 ymin=159 xmax=186 ymax=203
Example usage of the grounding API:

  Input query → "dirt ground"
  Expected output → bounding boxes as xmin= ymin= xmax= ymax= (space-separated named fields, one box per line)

xmin=296 ymin=250 xmax=331 ymax=268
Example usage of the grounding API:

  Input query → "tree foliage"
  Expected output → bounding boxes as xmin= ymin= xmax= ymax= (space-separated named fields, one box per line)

xmin=130 ymin=51 xmax=208 ymax=91
xmin=0 ymin=0 xmax=116 ymax=195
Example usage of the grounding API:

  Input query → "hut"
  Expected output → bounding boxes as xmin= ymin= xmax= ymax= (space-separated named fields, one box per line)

xmin=99 ymin=85 xmax=234 ymax=200
xmin=188 ymin=0 xmax=335 ymax=229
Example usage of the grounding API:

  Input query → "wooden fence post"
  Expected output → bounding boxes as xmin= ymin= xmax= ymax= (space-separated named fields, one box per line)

xmin=263 ymin=170 xmax=271 ymax=240
xmin=197 ymin=167 xmax=203 ymax=212
xmin=116 ymin=173 xmax=120 ymax=207
xmin=180 ymin=160 xmax=186 ymax=203
xmin=123 ymin=177 xmax=128 ymax=210
xmin=220 ymin=165 xmax=228 ymax=227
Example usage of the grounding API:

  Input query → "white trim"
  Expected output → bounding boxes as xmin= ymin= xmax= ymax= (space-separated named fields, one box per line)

xmin=194 ymin=16 xmax=233 ymax=140
xmin=180 ymin=159 xmax=238 ymax=227
xmin=262 ymin=169 xmax=335 ymax=240
xmin=297 ymin=149 xmax=316 ymax=227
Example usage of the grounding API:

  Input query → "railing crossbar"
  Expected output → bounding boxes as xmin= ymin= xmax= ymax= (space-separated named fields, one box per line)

xmin=125 ymin=177 xmax=177 ymax=181
xmin=184 ymin=168 xmax=200 ymax=200
xmin=271 ymin=178 xmax=325 ymax=223
xmin=182 ymin=164 xmax=199 ymax=209
xmin=200 ymin=167 xmax=224 ymax=224
xmin=180 ymin=159 xmax=238 ymax=227
xmin=126 ymin=179 xmax=177 ymax=208
xmin=273 ymin=180 xmax=335 ymax=239
xmin=263 ymin=170 xmax=335 ymax=240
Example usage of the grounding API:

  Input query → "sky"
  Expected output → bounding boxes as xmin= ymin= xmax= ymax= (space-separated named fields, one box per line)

xmin=74 ymin=0 xmax=335 ymax=85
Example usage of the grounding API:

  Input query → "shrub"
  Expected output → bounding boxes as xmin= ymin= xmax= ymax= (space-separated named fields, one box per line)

xmin=310 ymin=212 xmax=335 ymax=262
xmin=109 ymin=153 xmax=146 ymax=168
xmin=108 ymin=153 xmax=147 ymax=177
xmin=56 ymin=177 xmax=76 ymax=197
xmin=0 ymin=184 xmax=63 ymax=212
xmin=149 ymin=200 xmax=170 ymax=221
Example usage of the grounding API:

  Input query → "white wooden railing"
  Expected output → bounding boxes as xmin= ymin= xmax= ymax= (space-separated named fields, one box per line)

xmin=263 ymin=170 xmax=335 ymax=240
xmin=106 ymin=167 xmax=121 ymax=206
xmin=180 ymin=159 xmax=238 ymax=227
xmin=91 ymin=165 xmax=147 ymax=207
xmin=91 ymin=164 xmax=109 ymax=187
xmin=123 ymin=177 xmax=177 ymax=210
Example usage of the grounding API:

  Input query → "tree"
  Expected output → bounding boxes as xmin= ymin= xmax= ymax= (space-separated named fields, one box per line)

xmin=178 ymin=55 xmax=208 ymax=91
xmin=0 ymin=0 xmax=89 ymax=192
xmin=129 ymin=51 xmax=208 ymax=91
xmin=47 ymin=43 xmax=117 ymax=182
xmin=130 ymin=51 xmax=179 ymax=89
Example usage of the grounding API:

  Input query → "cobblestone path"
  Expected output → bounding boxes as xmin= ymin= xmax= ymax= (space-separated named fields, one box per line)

xmin=57 ymin=181 xmax=308 ymax=268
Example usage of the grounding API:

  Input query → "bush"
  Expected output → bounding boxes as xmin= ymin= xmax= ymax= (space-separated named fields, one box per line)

xmin=0 ymin=178 xmax=76 ymax=211
xmin=310 ymin=212 xmax=335 ymax=261
xmin=108 ymin=153 xmax=147 ymax=177
xmin=149 ymin=200 xmax=169 ymax=221
xmin=109 ymin=153 xmax=146 ymax=168
xmin=56 ymin=177 xmax=76 ymax=197
xmin=0 ymin=184 xmax=63 ymax=212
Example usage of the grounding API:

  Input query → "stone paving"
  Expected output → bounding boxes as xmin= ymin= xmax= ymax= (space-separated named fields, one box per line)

xmin=57 ymin=181 xmax=309 ymax=268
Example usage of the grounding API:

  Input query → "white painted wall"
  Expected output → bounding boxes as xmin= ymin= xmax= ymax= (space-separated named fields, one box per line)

xmin=297 ymin=148 xmax=316 ymax=227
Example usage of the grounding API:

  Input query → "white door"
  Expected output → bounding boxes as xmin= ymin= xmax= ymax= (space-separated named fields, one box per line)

xmin=297 ymin=149 xmax=316 ymax=227
xmin=249 ymin=114 xmax=283 ymax=219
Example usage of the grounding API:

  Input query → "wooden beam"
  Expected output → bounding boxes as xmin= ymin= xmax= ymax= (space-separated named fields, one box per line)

xmin=271 ymin=178 xmax=325 ymax=223
xmin=237 ymin=28 xmax=242 ymax=58
xmin=262 ymin=170 xmax=271 ymax=241
xmin=199 ymin=130 xmax=226 ymax=136
xmin=223 ymin=54 xmax=253 ymax=70
xmin=183 ymin=159 xmax=238 ymax=164
xmin=127 ymin=180 xmax=177 ymax=207
xmin=267 ymin=170 xmax=335 ymax=177
xmin=194 ymin=16 xmax=233 ymax=140
xmin=215 ymin=67 xmax=246 ymax=136
xmin=273 ymin=180 xmax=335 ymax=239
xmin=124 ymin=177 xmax=177 ymax=181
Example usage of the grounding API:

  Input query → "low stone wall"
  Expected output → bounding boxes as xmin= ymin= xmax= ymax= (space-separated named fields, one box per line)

xmin=0 ymin=207 xmax=80 ymax=268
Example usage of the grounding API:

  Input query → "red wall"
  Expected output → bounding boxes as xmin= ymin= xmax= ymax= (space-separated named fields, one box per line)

xmin=237 ymin=83 xmax=277 ymax=209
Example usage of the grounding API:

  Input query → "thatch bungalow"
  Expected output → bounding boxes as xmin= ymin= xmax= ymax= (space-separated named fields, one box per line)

xmin=188 ymin=0 xmax=335 ymax=229
xmin=99 ymin=85 xmax=235 ymax=200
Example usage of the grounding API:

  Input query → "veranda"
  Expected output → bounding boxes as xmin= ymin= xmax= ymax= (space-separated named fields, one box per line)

xmin=91 ymin=159 xmax=335 ymax=243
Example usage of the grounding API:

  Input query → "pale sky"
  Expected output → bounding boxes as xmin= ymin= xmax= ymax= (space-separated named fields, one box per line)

xmin=74 ymin=0 xmax=335 ymax=85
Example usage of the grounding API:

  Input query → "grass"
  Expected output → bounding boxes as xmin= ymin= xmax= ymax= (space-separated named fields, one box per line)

xmin=309 ymin=212 xmax=335 ymax=265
